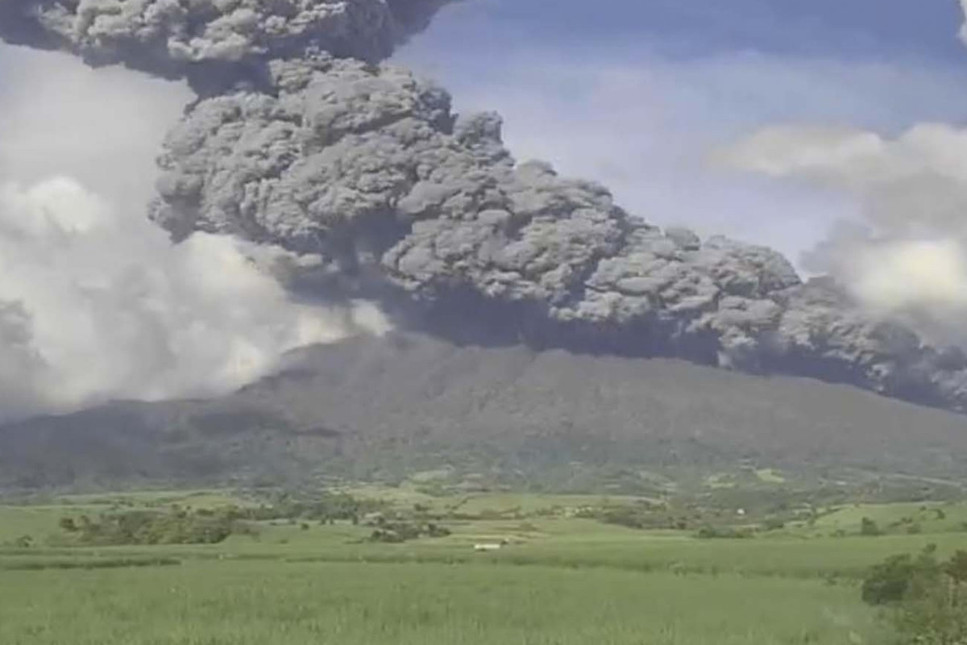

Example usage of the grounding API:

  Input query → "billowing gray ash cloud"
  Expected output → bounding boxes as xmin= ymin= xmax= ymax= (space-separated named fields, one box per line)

xmin=0 ymin=0 xmax=450 ymax=93
xmin=3 ymin=0 xmax=967 ymax=413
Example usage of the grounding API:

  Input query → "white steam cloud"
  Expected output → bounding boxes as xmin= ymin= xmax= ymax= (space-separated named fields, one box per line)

xmin=0 ymin=46 xmax=388 ymax=419
xmin=717 ymin=121 xmax=967 ymax=341
xmin=852 ymin=239 xmax=967 ymax=311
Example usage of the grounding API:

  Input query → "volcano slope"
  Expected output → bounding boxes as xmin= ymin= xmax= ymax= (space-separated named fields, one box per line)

xmin=0 ymin=332 xmax=965 ymax=493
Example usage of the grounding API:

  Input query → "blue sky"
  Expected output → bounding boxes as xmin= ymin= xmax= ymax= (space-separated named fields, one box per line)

xmin=396 ymin=0 xmax=967 ymax=266
xmin=407 ymin=0 xmax=967 ymax=62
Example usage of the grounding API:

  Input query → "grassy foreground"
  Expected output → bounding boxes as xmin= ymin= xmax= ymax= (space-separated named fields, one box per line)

xmin=0 ymin=561 xmax=875 ymax=645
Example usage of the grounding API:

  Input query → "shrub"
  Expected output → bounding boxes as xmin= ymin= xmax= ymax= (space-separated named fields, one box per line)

xmin=862 ymin=547 xmax=967 ymax=644
xmin=862 ymin=554 xmax=925 ymax=605
xmin=695 ymin=525 xmax=753 ymax=540
xmin=599 ymin=507 xmax=647 ymax=530
xmin=12 ymin=535 xmax=33 ymax=549
xmin=945 ymin=550 xmax=967 ymax=584
xmin=763 ymin=518 xmax=786 ymax=531
xmin=58 ymin=517 xmax=78 ymax=533
xmin=860 ymin=517 xmax=882 ymax=537
xmin=368 ymin=521 xmax=451 ymax=543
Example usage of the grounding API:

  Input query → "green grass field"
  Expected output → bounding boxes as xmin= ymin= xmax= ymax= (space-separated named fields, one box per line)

xmin=0 ymin=562 xmax=877 ymax=645
xmin=809 ymin=501 xmax=967 ymax=535
xmin=0 ymin=489 xmax=964 ymax=644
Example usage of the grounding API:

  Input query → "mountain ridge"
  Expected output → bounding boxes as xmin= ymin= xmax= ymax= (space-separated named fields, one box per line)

xmin=1 ymin=332 xmax=965 ymax=493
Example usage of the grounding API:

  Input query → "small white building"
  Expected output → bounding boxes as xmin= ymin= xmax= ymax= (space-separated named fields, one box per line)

xmin=474 ymin=543 xmax=504 ymax=552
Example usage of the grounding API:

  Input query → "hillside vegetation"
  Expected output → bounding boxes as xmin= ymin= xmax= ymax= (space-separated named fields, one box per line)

xmin=1 ymin=333 xmax=966 ymax=493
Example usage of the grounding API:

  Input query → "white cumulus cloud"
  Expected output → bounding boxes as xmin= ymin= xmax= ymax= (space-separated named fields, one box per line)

xmin=718 ymin=121 xmax=967 ymax=340
xmin=707 ymin=0 xmax=967 ymax=339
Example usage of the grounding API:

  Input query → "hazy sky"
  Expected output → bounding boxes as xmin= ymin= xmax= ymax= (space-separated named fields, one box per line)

xmin=396 ymin=0 xmax=967 ymax=264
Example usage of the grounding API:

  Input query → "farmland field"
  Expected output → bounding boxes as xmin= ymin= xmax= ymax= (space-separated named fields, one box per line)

xmin=0 ymin=562 xmax=877 ymax=645
xmin=0 ymin=488 xmax=964 ymax=644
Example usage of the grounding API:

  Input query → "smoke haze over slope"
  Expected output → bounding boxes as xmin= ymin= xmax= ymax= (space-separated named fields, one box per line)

xmin=2 ymin=0 xmax=967 ymax=418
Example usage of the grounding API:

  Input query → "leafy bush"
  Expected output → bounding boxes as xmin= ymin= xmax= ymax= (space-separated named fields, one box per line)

xmin=862 ymin=552 xmax=931 ymax=606
xmin=368 ymin=520 xmax=451 ymax=543
xmin=599 ymin=507 xmax=649 ymax=530
xmin=862 ymin=547 xmax=967 ymax=644
xmin=695 ymin=525 xmax=754 ymax=540
xmin=860 ymin=517 xmax=882 ymax=537
xmin=762 ymin=518 xmax=786 ymax=531
xmin=9 ymin=535 xmax=33 ymax=549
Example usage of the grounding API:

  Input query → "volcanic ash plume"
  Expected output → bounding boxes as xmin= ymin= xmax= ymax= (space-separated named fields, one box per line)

xmin=4 ymin=0 xmax=967 ymax=414
xmin=0 ymin=0 xmax=453 ymax=92
xmin=148 ymin=56 xmax=967 ymax=411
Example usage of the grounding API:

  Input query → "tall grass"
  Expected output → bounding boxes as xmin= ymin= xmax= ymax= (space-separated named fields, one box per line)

xmin=0 ymin=556 xmax=180 ymax=571
xmin=0 ymin=561 xmax=876 ymax=645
